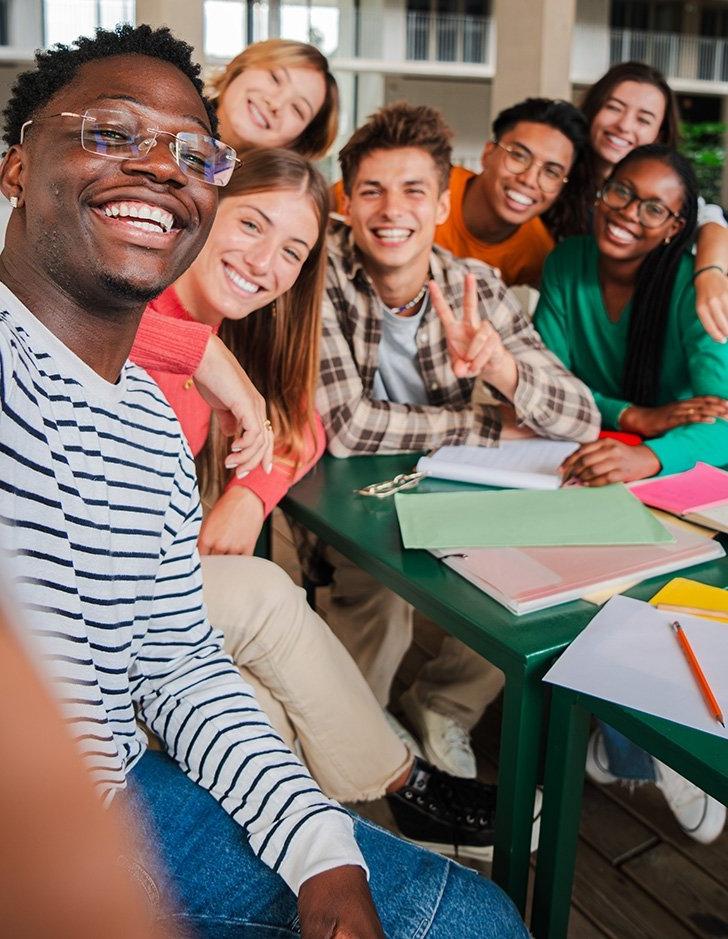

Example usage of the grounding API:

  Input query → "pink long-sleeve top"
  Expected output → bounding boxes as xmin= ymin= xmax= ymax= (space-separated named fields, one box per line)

xmin=131 ymin=287 xmax=325 ymax=516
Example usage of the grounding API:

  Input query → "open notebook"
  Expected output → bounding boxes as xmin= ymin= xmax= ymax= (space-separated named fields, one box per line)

xmin=416 ymin=440 xmax=579 ymax=490
xmin=630 ymin=463 xmax=728 ymax=533
xmin=431 ymin=522 xmax=724 ymax=615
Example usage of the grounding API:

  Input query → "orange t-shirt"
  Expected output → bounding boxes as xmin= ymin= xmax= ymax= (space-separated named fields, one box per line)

xmin=330 ymin=167 xmax=554 ymax=288
xmin=435 ymin=166 xmax=554 ymax=288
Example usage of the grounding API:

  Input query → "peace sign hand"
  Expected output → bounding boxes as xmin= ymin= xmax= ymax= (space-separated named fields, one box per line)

xmin=430 ymin=274 xmax=517 ymax=396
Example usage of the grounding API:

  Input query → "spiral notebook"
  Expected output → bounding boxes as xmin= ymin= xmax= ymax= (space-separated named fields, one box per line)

xmin=431 ymin=522 xmax=724 ymax=615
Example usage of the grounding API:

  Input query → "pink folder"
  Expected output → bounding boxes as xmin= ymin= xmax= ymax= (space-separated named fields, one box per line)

xmin=629 ymin=463 xmax=728 ymax=514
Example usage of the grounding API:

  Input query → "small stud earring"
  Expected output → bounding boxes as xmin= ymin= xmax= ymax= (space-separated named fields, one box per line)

xmin=664 ymin=236 xmax=671 ymax=245
xmin=9 ymin=195 xmax=18 ymax=208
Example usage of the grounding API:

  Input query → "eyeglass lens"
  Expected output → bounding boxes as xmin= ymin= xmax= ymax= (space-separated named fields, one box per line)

xmin=501 ymin=146 xmax=564 ymax=192
xmin=80 ymin=109 xmax=236 ymax=186
xmin=602 ymin=182 xmax=671 ymax=227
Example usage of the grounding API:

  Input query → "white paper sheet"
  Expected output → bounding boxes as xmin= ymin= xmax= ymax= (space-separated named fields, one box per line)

xmin=416 ymin=440 xmax=580 ymax=490
xmin=543 ymin=594 xmax=728 ymax=738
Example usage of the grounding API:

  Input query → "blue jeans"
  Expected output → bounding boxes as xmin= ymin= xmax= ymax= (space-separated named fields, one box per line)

xmin=600 ymin=722 xmax=656 ymax=782
xmin=127 ymin=751 xmax=527 ymax=938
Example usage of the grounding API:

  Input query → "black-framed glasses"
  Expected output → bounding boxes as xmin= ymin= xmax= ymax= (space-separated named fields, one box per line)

xmin=495 ymin=141 xmax=568 ymax=193
xmin=19 ymin=108 xmax=241 ymax=187
xmin=598 ymin=179 xmax=683 ymax=228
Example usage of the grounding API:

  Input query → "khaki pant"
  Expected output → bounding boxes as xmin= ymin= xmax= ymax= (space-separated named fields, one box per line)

xmin=201 ymin=555 xmax=409 ymax=803
xmin=325 ymin=548 xmax=504 ymax=730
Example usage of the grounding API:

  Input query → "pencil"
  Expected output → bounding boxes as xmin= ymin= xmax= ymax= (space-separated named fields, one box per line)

xmin=670 ymin=620 xmax=725 ymax=727
xmin=656 ymin=603 xmax=728 ymax=623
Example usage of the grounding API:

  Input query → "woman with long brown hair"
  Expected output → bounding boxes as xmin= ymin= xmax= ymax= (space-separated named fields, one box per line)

xmin=129 ymin=148 xmax=513 ymax=860
xmin=547 ymin=61 xmax=728 ymax=342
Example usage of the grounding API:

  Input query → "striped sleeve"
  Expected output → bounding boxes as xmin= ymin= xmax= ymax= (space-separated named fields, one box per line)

xmin=131 ymin=455 xmax=364 ymax=893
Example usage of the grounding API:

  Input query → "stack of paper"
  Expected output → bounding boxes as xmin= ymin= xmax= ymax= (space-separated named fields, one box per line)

xmin=432 ymin=524 xmax=723 ymax=615
xmin=416 ymin=440 xmax=579 ymax=490
xmin=630 ymin=463 xmax=728 ymax=533
xmin=394 ymin=485 xmax=674 ymax=550
xmin=543 ymin=595 xmax=728 ymax=738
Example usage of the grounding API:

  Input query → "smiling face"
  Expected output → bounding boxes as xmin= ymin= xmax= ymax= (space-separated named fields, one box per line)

xmin=4 ymin=54 xmax=218 ymax=307
xmin=479 ymin=120 xmax=575 ymax=227
xmin=176 ymin=186 xmax=320 ymax=327
xmin=594 ymin=157 xmax=684 ymax=263
xmin=344 ymin=147 xmax=450 ymax=278
xmin=217 ymin=65 xmax=326 ymax=151
xmin=590 ymin=80 xmax=666 ymax=172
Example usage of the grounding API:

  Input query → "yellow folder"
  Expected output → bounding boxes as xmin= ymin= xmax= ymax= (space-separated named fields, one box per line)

xmin=649 ymin=577 xmax=728 ymax=623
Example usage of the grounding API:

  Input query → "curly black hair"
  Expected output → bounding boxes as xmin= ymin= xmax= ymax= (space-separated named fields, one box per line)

xmin=3 ymin=23 xmax=217 ymax=148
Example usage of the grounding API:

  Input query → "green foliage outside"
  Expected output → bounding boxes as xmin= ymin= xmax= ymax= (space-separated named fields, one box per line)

xmin=679 ymin=122 xmax=726 ymax=207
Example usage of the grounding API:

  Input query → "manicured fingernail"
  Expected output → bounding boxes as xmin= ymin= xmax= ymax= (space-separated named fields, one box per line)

xmin=236 ymin=468 xmax=249 ymax=479
xmin=230 ymin=443 xmax=243 ymax=452
xmin=224 ymin=456 xmax=237 ymax=468
xmin=265 ymin=462 xmax=273 ymax=474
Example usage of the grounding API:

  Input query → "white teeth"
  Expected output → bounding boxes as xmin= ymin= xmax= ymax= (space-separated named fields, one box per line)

xmin=374 ymin=228 xmax=410 ymax=242
xmin=506 ymin=189 xmax=535 ymax=207
xmin=102 ymin=201 xmax=174 ymax=232
xmin=224 ymin=263 xmax=259 ymax=294
xmin=606 ymin=133 xmax=630 ymax=149
xmin=607 ymin=222 xmax=636 ymax=243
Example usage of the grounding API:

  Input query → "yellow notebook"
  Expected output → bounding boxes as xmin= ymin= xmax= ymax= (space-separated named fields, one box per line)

xmin=649 ymin=577 xmax=728 ymax=622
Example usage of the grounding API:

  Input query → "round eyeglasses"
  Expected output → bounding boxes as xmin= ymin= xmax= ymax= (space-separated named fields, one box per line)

xmin=20 ymin=108 xmax=240 ymax=187
xmin=495 ymin=142 xmax=568 ymax=193
xmin=598 ymin=180 xmax=683 ymax=229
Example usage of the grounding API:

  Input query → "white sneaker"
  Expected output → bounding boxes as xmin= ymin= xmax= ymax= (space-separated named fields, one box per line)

xmin=400 ymin=693 xmax=476 ymax=778
xmin=584 ymin=729 xmax=618 ymax=785
xmin=654 ymin=759 xmax=727 ymax=845
xmin=384 ymin=710 xmax=423 ymax=759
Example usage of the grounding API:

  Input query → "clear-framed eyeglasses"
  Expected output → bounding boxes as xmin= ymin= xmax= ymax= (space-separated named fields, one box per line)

xmin=494 ymin=141 xmax=568 ymax=193
xmin=19 ymin=108 xmax=241 ymax=187
xmin=598 ymin=179 xmax=683 ymax=228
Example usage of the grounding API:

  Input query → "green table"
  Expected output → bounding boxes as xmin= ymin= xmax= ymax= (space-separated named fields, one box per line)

xmin=531 ymin=688 xmax=728 ymax=939
xmin=282 ymin=453 xmax=728 ymax=914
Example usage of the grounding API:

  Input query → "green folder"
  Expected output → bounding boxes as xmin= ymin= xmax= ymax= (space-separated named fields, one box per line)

xmin=394 ymin=484 xmax=674 ymax=549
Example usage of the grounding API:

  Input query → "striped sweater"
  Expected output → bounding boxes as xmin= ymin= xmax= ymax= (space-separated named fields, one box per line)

xmin=0 ymin=282 xmax=363 ymax=892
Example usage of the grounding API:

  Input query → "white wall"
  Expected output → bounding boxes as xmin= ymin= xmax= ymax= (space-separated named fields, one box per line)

xmin=384 ymin=74 xmax=491 ymax=167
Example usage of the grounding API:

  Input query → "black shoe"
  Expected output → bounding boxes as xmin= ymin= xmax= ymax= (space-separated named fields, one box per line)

xmin=386 ymin=757 xmax=497 ymax=860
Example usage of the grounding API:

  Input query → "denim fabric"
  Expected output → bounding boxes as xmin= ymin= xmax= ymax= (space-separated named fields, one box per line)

xmin=128 ymin=751 xmax=527 ymax=938
xmin=600 ymin=721 xmax=656 ymax=782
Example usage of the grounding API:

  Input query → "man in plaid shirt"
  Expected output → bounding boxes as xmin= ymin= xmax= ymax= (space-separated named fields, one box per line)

xmin=310 ymin=102 xmax=600 ymax=779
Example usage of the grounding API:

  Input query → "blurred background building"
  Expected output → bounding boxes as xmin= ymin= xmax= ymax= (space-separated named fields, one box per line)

xmin=2 ymin=0 xmax=727 ymax=202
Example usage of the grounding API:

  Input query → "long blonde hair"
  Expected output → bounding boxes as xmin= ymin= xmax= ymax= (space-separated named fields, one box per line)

xmin=207 ymin=39 xmax=339 ymax=161
xmin=195 ymin=148 xmax=330 ymax=507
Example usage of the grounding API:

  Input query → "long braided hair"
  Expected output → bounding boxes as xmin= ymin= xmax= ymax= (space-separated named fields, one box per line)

xmin=609 ymin=145 xmax=698 ymax=406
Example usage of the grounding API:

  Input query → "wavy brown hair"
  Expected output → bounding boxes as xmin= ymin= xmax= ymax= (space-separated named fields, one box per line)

xmin=195 ymin=149 xmax=329 ymax=507
xmin=207 ymin=38 xmax=339 ymax=160
xmin=547 ymin=61 xmax=680 ymax=240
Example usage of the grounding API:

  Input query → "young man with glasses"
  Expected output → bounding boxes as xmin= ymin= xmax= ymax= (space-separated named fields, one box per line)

xmin=0 ymin=26 xmax=528 ymax=938
xmin=298 ymin=102 xmax=599 ymax=784
xmin=433 ymin=97 xmax=587 ymax=288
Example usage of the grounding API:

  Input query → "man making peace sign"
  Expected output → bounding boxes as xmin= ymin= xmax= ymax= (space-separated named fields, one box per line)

xmin=301 ymin=102 xmax=599 ymax=803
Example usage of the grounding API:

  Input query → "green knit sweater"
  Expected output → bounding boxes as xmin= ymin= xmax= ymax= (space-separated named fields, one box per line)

xmin=533 ymin=235 xmax=728 ymax=475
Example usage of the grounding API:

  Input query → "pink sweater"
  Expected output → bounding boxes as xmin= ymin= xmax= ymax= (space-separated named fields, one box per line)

xmin=131 ymin=287 xmax=325 ymax=516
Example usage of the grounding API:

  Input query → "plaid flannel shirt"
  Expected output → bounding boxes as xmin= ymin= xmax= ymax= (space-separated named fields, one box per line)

xmin=317 ymin=221 xmax=600 ymax=456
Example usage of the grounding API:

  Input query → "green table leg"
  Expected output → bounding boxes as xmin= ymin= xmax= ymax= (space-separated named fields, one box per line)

xmin=253 ymin=515 xmax=272 ymax=560
xmin=531 ymin=689 xmax=590 ymax=939
xmin=491 ymin=669 xmax=546 ymax=913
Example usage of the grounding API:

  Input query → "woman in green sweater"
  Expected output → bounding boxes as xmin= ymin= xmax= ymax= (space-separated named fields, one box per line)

xmin=534 ymin=144 xmax=728 ymax=486
xmin=534 ymin=144 xmax=728 ymax=845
